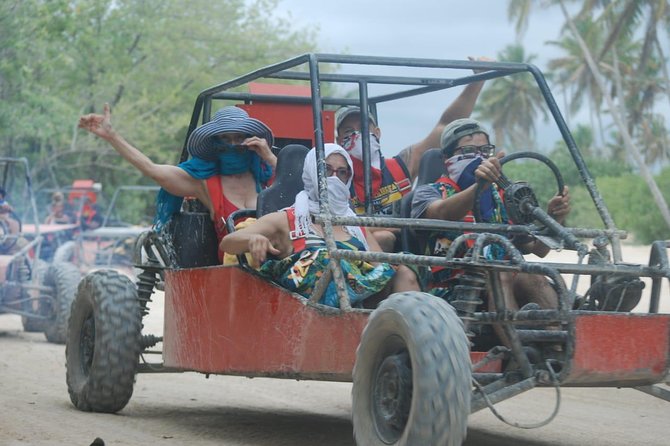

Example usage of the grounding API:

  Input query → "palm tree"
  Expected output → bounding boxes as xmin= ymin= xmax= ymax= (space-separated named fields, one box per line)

xmin=473 ymin=44 xmax=548 ymax=151
xmin=638 ymin=113 xmax=670 ymax=166
xmin=556 ymin=0 xmax=670 ymax=229
xmin=510 ymin=0 xmax=669 ymax=138
xmin=546 ymin=16 xmax=608 ymax=145
xmin=594 ymin=1 xmax=668 ymax=129
xmin=508 ymin=0 xmax=670 ymax=230
xmin=507 ymin=0 xmax=536 ymax=39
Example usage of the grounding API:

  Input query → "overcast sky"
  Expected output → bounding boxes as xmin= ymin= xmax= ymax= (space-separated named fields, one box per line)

xmin=270 ymin=0 xmax=572 ymax=155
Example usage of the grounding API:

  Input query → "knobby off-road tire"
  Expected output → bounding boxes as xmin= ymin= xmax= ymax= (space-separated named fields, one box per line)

xmin=66 ymin=270 xmax=142 ymax=413
xmin=53 ymin=240 xmax=79 ymax=264
xmin=43 ymin=262 xmax=81 ymax=344
xmin=352 ymin=291 xmax=472 ymax=446
xmin=21 ymin=259 xmax=49 ymax=332
xmin=21 ymin=313 xmax=46 ymax=332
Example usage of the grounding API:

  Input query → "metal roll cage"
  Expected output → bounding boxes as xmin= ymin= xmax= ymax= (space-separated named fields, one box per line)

xmin=174 ymin=53 xmax=668 ymax=315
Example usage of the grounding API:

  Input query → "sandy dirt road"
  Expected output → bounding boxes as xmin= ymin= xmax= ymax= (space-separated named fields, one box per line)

xmin=1 ymin=244 xmax=669 ymax=445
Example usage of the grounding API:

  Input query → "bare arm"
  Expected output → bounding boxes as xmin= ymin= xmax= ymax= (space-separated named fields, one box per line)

xmin=220 ymin=211 xmax=292 ymax=266
xmin=78 ymin=103 xmax=202 ymax=199
xmin=522 ymin=186 xmax=572 ymax=258
xmin=546 ymin=186 xmax=571 ymax=226
xmin=424 ymin=183 xmax=480 ymax=221
xmin=404 ymin=57 xmax=491 ymax=180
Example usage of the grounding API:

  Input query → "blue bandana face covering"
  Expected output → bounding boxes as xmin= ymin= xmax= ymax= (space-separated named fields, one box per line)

xmin=452 ymin=156 xmax=496 ymax=221
xmin=216 ymin=150 xmax=253 ymax=175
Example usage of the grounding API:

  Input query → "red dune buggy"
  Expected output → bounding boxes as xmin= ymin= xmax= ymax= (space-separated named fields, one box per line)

xmin=65 ymin=55 xmax=669 ymax=445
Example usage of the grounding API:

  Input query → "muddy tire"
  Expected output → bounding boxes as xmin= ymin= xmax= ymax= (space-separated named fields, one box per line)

xmin=352 ymin=291 xmax=472 ymax=446
xmin=66 ymin=270 xmax=142 ymax=413
xmin=53 ymin=240 xmax=78 ymax=264
xmin=42 ymin=262 xmax=81 ymax=344
xmin=21 ymin=260 xmax=49 ymax=332
xmin=21 ymin=313 xmax=46 ymax=332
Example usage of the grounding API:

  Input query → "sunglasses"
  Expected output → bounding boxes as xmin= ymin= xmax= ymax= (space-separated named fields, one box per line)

xmin=213 ymin=132 xmax=252 ymax=152
xmin=326 ymin=164 xmax=352 ymax=182
xmin=446 ymin=144 xmax=496 ymax=159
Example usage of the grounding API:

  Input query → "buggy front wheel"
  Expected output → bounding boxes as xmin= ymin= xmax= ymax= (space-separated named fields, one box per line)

xmin=66 ymin=269 xmax=142 ymax=413
xmin=352 ymin=291 xmax=472 ymax=446
xmin=21 ymin=259 xmax=49 ymax=333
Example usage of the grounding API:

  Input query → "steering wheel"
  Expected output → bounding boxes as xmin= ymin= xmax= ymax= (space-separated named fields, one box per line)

xmin=474 ymin=152 xmax=564 ymax=224
xmin=473 ymin=151 xmax=586 ymax=254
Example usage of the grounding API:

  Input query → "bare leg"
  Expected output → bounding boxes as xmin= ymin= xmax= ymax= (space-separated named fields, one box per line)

xmin=514 ymin=273 xmax=563 ymax=347
xmin=391 ymin=265 xmax=420 ymax=293
xmin=513 ymin=273 xmax=559 ymax=309
xmin=489 ymin=272 xmax=518 ymax=347
xmin=370 ymin=227 xmax=400 ymax=253
xmin=363 ymin=264 xmax=420 ymax=309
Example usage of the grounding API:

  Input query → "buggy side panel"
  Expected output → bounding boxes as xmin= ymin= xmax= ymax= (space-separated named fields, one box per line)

xmin=562 ymin=312 xmax=670 ymax=386
xmin=162 ymin=266 xmax=368 ymax=381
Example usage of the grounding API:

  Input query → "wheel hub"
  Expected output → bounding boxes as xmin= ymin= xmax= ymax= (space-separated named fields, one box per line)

xmin=505 ymin=182 xmax=539 ymax=224
xmin=372 ymin=351 xmax=412 ymax=441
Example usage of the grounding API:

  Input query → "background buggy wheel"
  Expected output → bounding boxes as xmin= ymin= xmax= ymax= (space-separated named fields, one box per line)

xmin=42 ymin=262 xmax=81 ymax=344
xmin=21 ymin=259 xmax=49 ymax=332
xmin=66 ymin=269 xmax=142 ymax=413
xmin=21 ymin=313 xmax=46 ymax=332
xmin=352 ymin=291 xmax=472 ymax=446
xmin=53 ymin=240 xmax=79 ymax=264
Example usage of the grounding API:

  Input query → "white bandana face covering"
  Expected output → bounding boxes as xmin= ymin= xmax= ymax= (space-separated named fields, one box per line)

xmin=291 ymin=143 xmax=368 ymax=249
xmin=341 ymin=131 xmax=382 ymax=170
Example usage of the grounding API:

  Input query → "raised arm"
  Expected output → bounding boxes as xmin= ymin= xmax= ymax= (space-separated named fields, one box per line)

xmin=404 ymin=57 xmax=490 ymax=180
xmin=78 ymin=103 xmax=201 ymax=199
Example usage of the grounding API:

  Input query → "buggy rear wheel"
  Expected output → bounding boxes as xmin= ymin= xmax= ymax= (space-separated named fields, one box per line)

xmin=352 ymin=291 xmax=471 ymax=446
xmin=42 ymin=262 xmax=81 ymax=344
xmin=53 ymin=240 xmax=79 ymax=264
xmin=66 ymin=269 xmax=142 ymax=413
xmin=21 ymin=260 xmax=49 ymax=332
xmin=21 ymin=313 xmax=46 ymax=332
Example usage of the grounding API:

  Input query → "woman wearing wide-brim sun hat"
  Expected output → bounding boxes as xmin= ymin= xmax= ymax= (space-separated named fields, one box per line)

xmin=78 ymin=103 xmax=276 ymax=262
